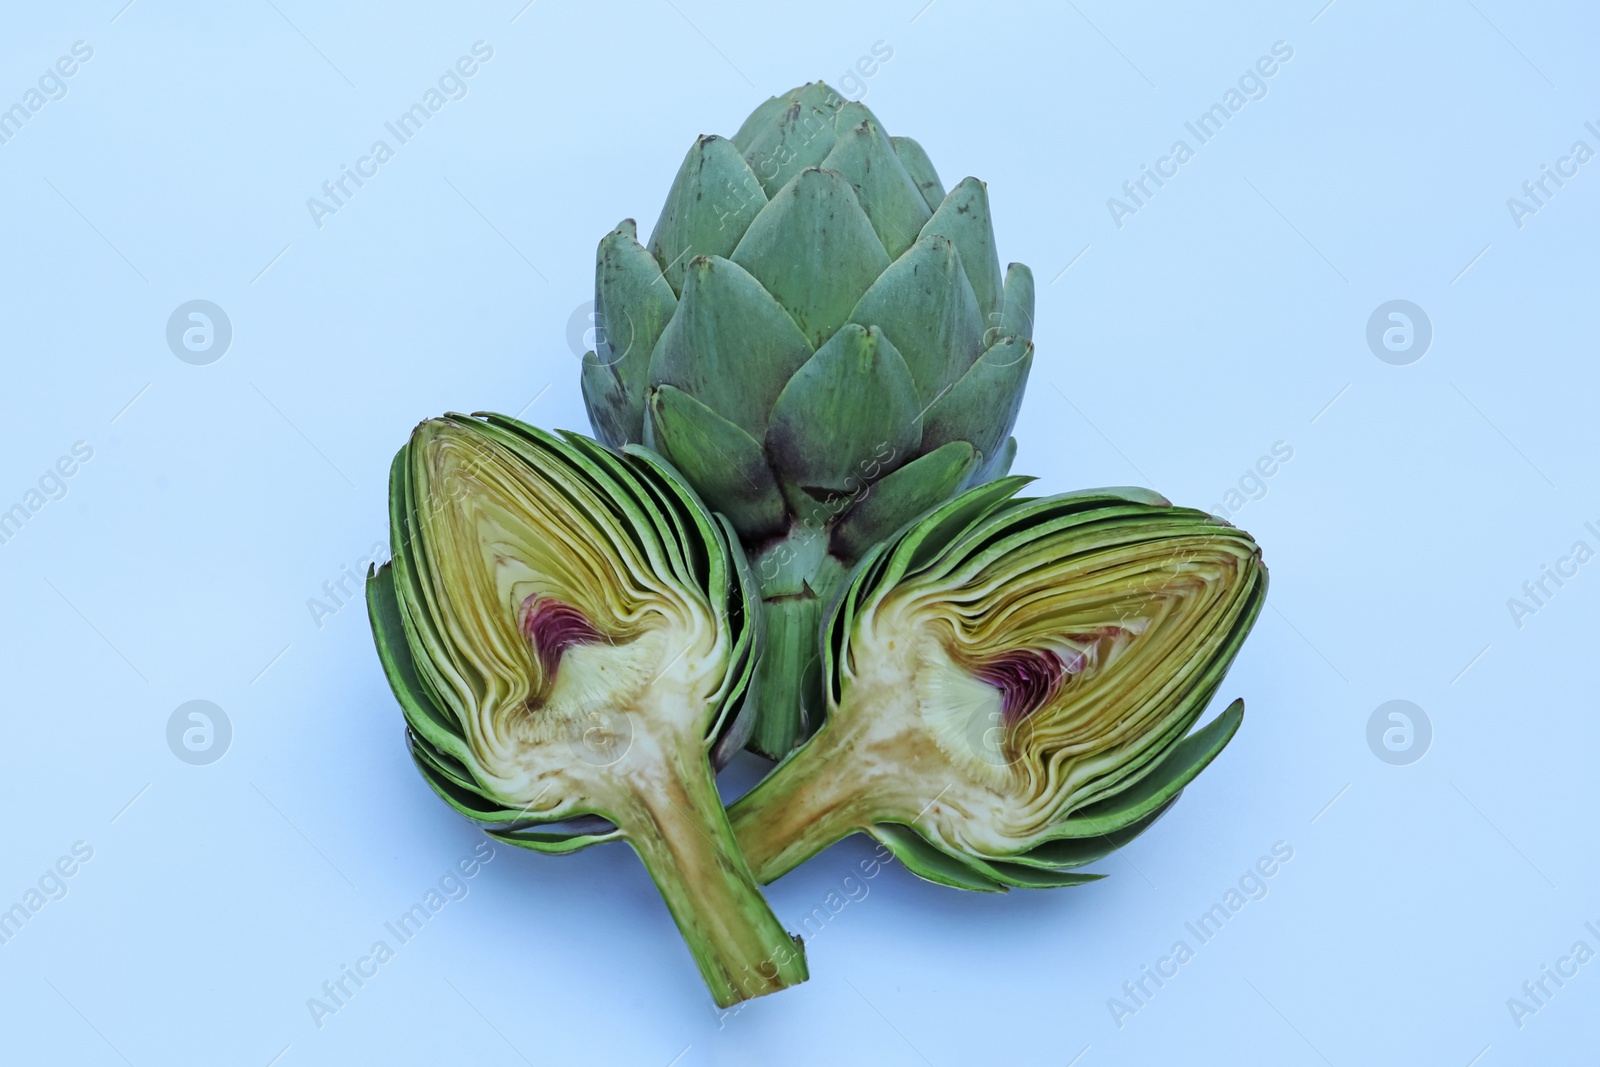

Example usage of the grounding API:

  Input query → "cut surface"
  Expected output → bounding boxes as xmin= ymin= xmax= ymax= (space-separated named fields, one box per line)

xmin=848 ymin=522 xmax=1260 ymax=847
xmin=379 ymin=416 xmax=808 ymax=1006
xmin=729 ymin=493 xmax=1266 ymax=881
xmin=406 ymin=419 xmax=725 ymax=811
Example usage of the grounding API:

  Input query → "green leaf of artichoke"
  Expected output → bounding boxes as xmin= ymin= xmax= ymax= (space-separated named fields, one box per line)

xmin=731 ymin=168 xmax=890 ymax=350
xmin=764 ymin=323 xmax=922 ymax=492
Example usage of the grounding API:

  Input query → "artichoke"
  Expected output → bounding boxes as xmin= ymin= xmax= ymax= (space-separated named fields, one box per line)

xmin=365 ymin=412 xmax=807 ymax=1005
xmin=727 ymin=480 xmax=1267 ymax=890
xmin=579 ymin=81 xmax=1036 ymax=758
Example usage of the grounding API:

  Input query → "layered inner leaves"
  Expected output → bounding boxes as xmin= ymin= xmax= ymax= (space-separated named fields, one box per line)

xmin=975 ymin=648 xmax=1071 ymax=728
xmin=400 ymin=419 xmax=724 ymax=806
xmin=845 ymin=509 xmax=1261 ymax=841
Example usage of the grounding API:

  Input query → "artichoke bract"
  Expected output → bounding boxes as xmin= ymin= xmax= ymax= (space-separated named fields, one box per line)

xmin=366 ymin=413 xmax=807 ymax=1006
xmin=727 ymin=480 xmax=1267 ymax=890
xmin=580 ymin=81 xmax=1036 ymax=758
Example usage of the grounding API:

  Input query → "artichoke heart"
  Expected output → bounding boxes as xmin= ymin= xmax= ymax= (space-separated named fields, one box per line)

xmin=728 ymin=480 xmax=1267 ymax=891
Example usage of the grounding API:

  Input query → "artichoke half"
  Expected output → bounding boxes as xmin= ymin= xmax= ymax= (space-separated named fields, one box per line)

xmin=580 ymin=81 xmax=1036 ymax=758
xmin=366 ymin=413 xmax=807 ymax=1006
xmin=728 ymin=480 xmax=1267 ymax=890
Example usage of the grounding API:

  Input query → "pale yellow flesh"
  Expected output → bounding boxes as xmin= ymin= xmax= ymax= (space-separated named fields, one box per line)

xmin=411 ymin=420 xmax=725 ymax=817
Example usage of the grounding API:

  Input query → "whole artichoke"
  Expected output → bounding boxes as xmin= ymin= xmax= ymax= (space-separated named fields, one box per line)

xmin=366 ymin=413 xmax=807 ymax=1005
xmin=580 ymin=81 xmax=1036 ymax=758
xmin=728 ymin=480 xmax=1267 ymax=889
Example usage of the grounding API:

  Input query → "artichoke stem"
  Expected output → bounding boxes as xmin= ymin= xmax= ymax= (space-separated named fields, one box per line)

xmin=746 ymin=531 xmax=850 ymax=759
xmin=729 ymin=717 xmax=877 ymax=883
xmin=615 ymin=738 xmax=809 ymax=1007
xmin=748 ymin=593 xmax=823 ymax=758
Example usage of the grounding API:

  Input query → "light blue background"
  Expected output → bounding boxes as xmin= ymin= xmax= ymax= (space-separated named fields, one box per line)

xmin=2 ymin=1 xmax=1596 ymax=1064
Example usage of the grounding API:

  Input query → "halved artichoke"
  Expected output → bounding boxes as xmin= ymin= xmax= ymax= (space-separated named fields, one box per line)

xmin=366 ymin=413 xmax=806 ymax=1005
xmin=579 ymin=81 xmax=1035 ymax=758
xmin=728 ymin=479 xmax=1267 ymax=890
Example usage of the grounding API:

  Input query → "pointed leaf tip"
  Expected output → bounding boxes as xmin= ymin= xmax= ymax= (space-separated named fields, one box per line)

xmin=921 ymin=177 xmax=1004 ymax=318
xmin=732 ymin=168 xmax=890 ymax=349
xmin=765 ymin=323 xmax=922 ymax=492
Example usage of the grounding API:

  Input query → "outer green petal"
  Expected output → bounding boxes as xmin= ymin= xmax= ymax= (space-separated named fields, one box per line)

xmin=958 ymin=854 xmax=1104 ymax=889
xmin=487 ymin=827 xmax=625 ymax=854
xmin=997 ymin=262 xmax=1035 ymax=344
xmin=885 ymin=475 xmax=1030 ymax=584
xmin=647 ymin=255 xmax=813 ymax=437
xmin=386 ymin=437 xmax=475 ymax=738
xmin=732 ymin=168 xmax=890 ymax=349
xmin=367 ymin=562 xmax=468 ymax=762
xmin=765 ymin=323 xmax=922 ymax=491
xmin=1038 ymin=701 xmax=1246 ymax=841
xmin=596 ymin=219 xmax=678 ymax=382
xmin=868 ymin=824 xmax=1006 ymax=892
xmin=821 ymin=103 xmax=931 ymax=260
xmin=921 ymin=335 xmax=1033 ymax=463
xmin=487 ymin=821 xmax=626 ymax=854
xmin=702 ymin=511 xmax=762 ymax=761
xmin=646 ymin=137 xmax=769 ymax=295
xmin=646 ymin=385 xmax=788 ymax=541
xmin=891 ymin=135 xmax=946 ymax=212
xmin=409 ymin=740 xmax=531 ymax=824
xmin=848 ymin=233 xmax=985 ymax=405
xmin=732 ymin=92 xmax=789 ymax=152
xmin=830 ymin=441 xmax=978 ymax=560
xmin=1001 ymin=800 xmax=1176 ymax=870
xmin=585 ymin=220 xmax=676 ymax=446
xmin=579 ymin=355 xmax=633 ymax=452
xmin=826 ymin=96 xmax=884 ymax=132
xmin=739 ymin=83 xmax=847 ymax=196
xmin=966 ymin=434 xmax=1017 ymax=489
xmin=921 ymin=176 xmax=1004 ymax=318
